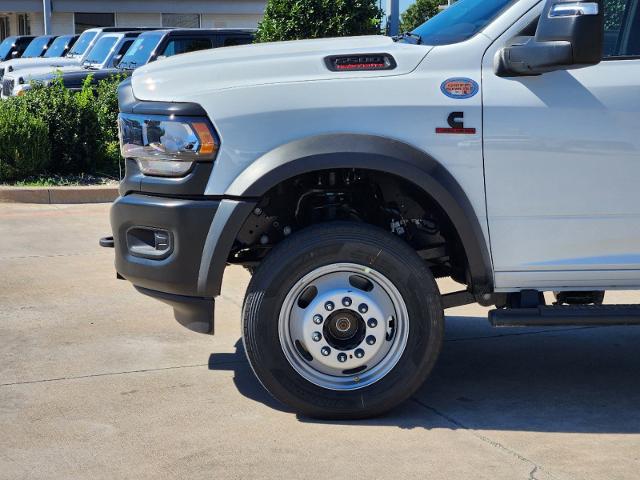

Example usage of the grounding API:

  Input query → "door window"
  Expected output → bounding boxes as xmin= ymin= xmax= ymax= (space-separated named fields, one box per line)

xmin=603 ymin=0 xmax=640 ymax=57
xmin=223 ymin=36 xmax=252 ymax=46
xmin=161 ymin=38 xmax=213 ymax=57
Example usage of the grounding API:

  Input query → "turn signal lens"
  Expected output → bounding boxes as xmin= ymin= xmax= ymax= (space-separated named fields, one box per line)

xmin=192 ymin=122 xmax=217 ymax=156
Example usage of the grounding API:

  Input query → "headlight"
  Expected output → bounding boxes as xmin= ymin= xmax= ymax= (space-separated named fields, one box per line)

xmin=13 ymin=83 xmax=30 ymax=97
xmin=118 ymin=113 xmax=219 ymax=177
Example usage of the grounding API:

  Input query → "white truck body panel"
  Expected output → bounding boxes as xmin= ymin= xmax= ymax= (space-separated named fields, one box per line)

xmin=482 ymin=2 xmax=640 ymax=290
xmin=125 ymin=0 xmax=640 ymax=292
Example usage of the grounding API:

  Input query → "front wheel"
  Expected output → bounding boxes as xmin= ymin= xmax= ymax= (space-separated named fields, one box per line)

xmin=242 ymin=222 xmax=444 ymax=419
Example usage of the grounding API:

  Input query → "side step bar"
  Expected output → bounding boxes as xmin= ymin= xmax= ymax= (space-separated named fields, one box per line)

xmin=489 ymin=304 xmax=640 ymax=327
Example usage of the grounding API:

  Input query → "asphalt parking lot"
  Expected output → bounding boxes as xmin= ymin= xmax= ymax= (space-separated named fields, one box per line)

xmin=2 ymin=202 xmax=640 ymax=480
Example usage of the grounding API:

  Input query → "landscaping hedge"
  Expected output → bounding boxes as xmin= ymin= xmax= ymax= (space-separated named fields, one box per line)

xmin=0 ymin=75 xmax=123 ymax=182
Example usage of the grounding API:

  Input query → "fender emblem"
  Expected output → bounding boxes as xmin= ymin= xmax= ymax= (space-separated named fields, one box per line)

xmin=435 ymin=112 xmax=477 ymax=134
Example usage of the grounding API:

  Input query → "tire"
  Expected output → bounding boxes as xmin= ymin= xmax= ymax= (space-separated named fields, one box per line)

xmin=242 ymin=221 xmax=444 ymax=419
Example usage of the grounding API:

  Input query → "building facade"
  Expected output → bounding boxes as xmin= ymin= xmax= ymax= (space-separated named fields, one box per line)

xmin=0 ymin=1 xmax=266 ymax=40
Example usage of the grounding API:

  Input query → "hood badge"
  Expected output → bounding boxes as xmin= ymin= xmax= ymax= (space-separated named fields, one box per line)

xmin=441 ymin=78 xmax=479 ymax=99
xmin=325 ymin=53 xmax=397 ymax=72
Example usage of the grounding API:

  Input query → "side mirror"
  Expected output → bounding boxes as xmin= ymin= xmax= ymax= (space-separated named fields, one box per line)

xmin=496 ymin=0 xmax=603 ymax=76
xmin=113 ymin=54 xmax=123 ymax=67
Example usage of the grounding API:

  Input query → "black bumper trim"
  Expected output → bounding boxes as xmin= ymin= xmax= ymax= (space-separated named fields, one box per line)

xmin=135 ymin=286 xmax=215 ymax=334
xmin=111 ymin=194 xmax=219 ymax=297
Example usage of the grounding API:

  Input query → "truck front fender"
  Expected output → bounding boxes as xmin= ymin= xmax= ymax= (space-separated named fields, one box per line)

xmin=198 ymin=134 xmax=493 ymax=297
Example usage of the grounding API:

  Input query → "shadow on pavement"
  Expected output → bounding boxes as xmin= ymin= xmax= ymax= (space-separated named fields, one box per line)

xmin=210 ymin=316 xmax=640 ymax=433
xmin=208 ymin=340 xmax=292 ymax=413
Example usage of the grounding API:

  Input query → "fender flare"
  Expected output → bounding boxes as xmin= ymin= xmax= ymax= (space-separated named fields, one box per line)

xmin=198 ymin=134 xmax=494 ymax=297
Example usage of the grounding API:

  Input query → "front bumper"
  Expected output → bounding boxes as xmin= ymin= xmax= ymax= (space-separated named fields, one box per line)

xmin=111 ymin=193 xmax=220 ymax=333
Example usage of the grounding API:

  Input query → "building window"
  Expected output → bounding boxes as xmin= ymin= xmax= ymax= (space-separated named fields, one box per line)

xmin=74 ymin=12 xmax=115 ymax=33
xmin=17 ymin=14 xmax=31 ymax=35
xmin=161 ymin=14 xmax=201 ymax=28
xmin=0 ymin=16 xmax=9 ymax=41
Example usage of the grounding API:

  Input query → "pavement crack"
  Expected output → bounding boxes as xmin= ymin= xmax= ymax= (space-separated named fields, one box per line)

xmin=0 ymin=252 xmax=104 ymax=261
xmin=0 ymin=362 xmax=210 ymax=387
xmin=411 ymin=397 xmax=560 ymax=480
xmin=529 ymin=465 xmax=539 ymax=480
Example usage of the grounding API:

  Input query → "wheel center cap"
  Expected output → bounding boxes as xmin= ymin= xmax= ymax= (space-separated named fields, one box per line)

xmin=324 ymin=309 xmax=366 ymax=349
xmin=336 ymin=317 xmax=351 ymax=332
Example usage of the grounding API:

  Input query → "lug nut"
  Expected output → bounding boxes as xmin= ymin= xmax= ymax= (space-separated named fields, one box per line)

xmin=313 ymin=314 xmax=323 ymax=325
xmin=367 ymin=318 xmax=378 ymax=328
xmin=325 ymin=301 xmax=335 ymax=311
xmin=312 ymin=332 xmax=322 ymax=342
xmin=366 ymin=335 xmax=376 ymax=345
xmin=342 ymin=297 xmax=352 ymax=307
xmin=321 ymin=346 xmax=331 ymax=356
xmin=355 ymin=348 xmax=365 ymax=358
xmin=337 ymin=353 xmax=347 ymax=363
xmin=358 ymin=303 xmax=368 ymax=314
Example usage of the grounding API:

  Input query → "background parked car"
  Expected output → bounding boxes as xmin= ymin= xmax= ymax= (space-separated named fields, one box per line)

xmin=3 ymin=29 xmax=254 ymax=96
xmin=0 ymin=35 xmax=78 ymax=82
xmin=0 ymin=35 xmax=35 ymax=62
xmin=17 ymin=35 xmax=58 ymax=59
xmin=2 ymin=31 xmax=144 ymax=98
xmin=1 ymin=27 xmax=161 ymax=81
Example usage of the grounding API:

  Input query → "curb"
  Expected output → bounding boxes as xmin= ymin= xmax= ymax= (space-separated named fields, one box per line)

xmin=0 ymin=185 xmax=119 ymax=204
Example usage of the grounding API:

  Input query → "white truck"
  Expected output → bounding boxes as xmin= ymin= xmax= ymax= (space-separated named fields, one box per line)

xmin=2 ymin=31 xmax=141 ymax=98
xmin=103 ymin=0 xmax=640 ymax=418
xmin=0 ymin=27 xmax=158 ymax=94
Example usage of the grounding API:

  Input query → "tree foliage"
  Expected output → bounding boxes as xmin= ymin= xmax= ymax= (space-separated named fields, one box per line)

xmin=256 ymin=0 xmax=383 ymax=42
xmin=400 ymin=0 xmax=441 ymax=33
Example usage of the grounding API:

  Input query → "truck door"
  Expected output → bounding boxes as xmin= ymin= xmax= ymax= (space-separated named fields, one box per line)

xmin=482 ymin=0 xmax=640 ymax=290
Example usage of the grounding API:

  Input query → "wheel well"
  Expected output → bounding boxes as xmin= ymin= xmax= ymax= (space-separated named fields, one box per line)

xmin=229 ymin=168 xmax=471 ymax=285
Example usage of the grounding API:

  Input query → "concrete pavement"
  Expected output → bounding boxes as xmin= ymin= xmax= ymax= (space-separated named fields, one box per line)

xmin=1 ymin=203 xmax=640 ymax=479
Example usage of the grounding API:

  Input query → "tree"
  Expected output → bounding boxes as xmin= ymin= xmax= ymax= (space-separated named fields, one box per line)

xmin=255 ymin=0 xmax=383 ymax=43
xmin=400 ymin=0 xmax=440 ymax=33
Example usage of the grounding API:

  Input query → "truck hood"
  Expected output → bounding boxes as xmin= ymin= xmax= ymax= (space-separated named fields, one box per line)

xmin=7 ymin=64 xmax=84 ymax=83
xmin=132 ymin=36 xmax=432 ymax=101
xmin=1 ymin=56 xmax=79 ymax=75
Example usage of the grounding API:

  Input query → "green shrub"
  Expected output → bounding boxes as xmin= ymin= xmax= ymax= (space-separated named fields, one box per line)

xmin=93 ymin=75 xmax=123 ymax=174
xmin=256 ymin=0 xmax=383 ymax=42
xmin=0 ymin=74 xmax=124 ymax=182
xmin=400 ymin=0 xmax=440 ymax=33
xmin=0 ymin=98 xmax=50 ymax=182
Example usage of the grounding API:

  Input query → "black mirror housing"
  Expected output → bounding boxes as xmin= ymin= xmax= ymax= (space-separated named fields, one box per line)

xmin=496 ymin=0 xmax=603 ymax=77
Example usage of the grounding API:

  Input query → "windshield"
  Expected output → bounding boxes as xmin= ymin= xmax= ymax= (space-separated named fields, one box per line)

xmin=83 ymin=36 xmax=118 ymax=66
xmin=0 ymin=37 xmax=16 ymax=59
xmin=44 ymin=36 xmax=71 ymax=58
xmin=409 ymin=0 xmax=518 ymax=46
xmin=67 ymin=31 xmax=96 ymax=57
xmin=118 ymin=33 xmax=162 ymax=69
xmin=22 ymin=36 xmax=50 ymax=58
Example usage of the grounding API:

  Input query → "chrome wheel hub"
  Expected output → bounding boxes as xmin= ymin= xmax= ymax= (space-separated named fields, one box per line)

xmin=278 ymin=263 xmax=409 ymax=391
